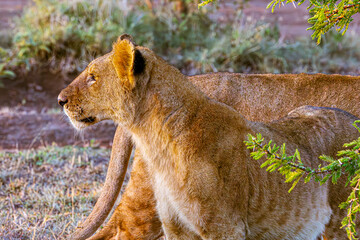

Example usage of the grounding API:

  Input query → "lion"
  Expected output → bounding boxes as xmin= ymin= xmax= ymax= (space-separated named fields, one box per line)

xmin=87 ymin=71 xmax=360 ymax=240
xmin=59 ymin=35 xmax=360 ymax=240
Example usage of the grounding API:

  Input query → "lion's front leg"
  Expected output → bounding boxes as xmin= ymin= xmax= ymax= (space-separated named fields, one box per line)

xmin=155 ymin=194 xmax=247 ymax=240
xmin=160 ymin=211 xmax=247 ymax=240
xmin=158 ymin=208 xmax=202 ymax=240
xmin=89 ymin=150 xmax=163 ymax=240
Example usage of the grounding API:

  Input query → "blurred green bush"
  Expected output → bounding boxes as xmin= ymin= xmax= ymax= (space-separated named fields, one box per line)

xmin=1 ymin=0 xmax=360 ymax=80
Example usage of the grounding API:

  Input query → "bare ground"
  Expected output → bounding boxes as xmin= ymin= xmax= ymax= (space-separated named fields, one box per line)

xmin=0 ymin=109 xmax=117 ymax=149
xmin=0 ymin=72 xmax=117 ymax=150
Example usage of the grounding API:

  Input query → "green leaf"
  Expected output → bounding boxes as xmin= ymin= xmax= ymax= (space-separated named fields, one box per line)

xmin=304 ymin=174 xmax=312 ymax=183
xmin=320 ymin=174 xmax=331 ymax=185
xmin=288 ymin=175 xmax=302 ymax=193
xmin=332 ymin=170 xmax=342 ymax=184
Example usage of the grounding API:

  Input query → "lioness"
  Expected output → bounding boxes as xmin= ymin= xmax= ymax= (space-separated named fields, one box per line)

xmin=59 ymin=36 xmax=360 ymax=239
xmin=86 ymin=72 xmax=360 ymax=240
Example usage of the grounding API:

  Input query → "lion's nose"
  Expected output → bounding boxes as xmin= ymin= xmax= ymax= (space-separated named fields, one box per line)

xmin=58 ymin=95 xmax=68 ymax=107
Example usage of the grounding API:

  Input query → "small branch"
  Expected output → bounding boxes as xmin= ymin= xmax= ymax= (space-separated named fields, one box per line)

xmin=344 ymin=178 xmax=360 ymax=240
xmin=252 ymin=140 xmax=333 ymax=174
xmin=323 ymin=3 xmax=360 ymax=26
xmin=325 ymin=3 xmax=360 ymax=17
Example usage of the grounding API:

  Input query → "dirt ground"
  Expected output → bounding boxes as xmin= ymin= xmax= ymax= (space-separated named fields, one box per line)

xmin=0 ymin=73 xmax=117 ymax=150
xmin=1 ymin=0 xmax=359 ymax=150
xmin=0 ymin=0 xmax=116 ymax=149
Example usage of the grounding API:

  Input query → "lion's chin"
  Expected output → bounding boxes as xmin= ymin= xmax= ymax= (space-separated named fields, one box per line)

xmin=68 ymin=118 xmax=97 ymax=130
xmin=63 ymin=109 xmax=98 ymax=130
xmin=80 ymin=116 xmax=96 ymax=123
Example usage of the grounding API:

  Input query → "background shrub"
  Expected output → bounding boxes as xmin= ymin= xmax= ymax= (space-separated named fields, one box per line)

xmin=1 ymin=0 xmax=360 ymax=79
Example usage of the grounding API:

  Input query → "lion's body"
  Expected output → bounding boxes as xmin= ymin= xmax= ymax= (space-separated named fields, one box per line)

xmin=59 ymin=37 xmax=360 ymax=240
xmin=92 ymin=72 xmax=360 ymax=240
xmin=189 ymin=72 xmax=360 ymax=122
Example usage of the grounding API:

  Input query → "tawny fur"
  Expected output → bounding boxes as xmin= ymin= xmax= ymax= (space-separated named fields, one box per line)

xmin=92 ymin=72 xmax=360 ymax=240
xmin=59 ymin=37 xmax=360 ymax=240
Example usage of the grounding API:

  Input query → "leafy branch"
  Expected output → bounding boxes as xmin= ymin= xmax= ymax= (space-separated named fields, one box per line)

xmin=341 ymin=175 xmax=360 ymax=239
xmin=267 ymin=0 xmax=360 ymax=43
xmin=199 ymin=0 xmax=360 ymax=44
xmin=244 ymin=120 xmax=360 ymax=239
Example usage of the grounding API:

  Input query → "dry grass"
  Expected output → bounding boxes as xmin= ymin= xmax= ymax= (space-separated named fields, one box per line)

xmin=0 ymin=145 xmax=128 ymax=240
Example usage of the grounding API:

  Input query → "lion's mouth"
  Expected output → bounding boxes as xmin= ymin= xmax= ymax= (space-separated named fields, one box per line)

xmin=80 ymin=117 xmax=96 ymax=123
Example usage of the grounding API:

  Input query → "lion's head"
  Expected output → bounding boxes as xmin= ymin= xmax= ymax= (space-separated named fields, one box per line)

xmin=58 ymin=34 xmax=152 ymax=240
xmin=58 ymin=34 xmax=148 ymax=129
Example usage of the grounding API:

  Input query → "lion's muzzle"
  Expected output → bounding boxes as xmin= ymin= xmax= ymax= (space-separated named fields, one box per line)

xmin=58 ymin=94 xmax=68 ymax=107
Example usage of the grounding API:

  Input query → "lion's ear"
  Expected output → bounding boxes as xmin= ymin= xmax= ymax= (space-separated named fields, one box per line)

xmin=112 ymin=37 xmax=145 ymax=89
xmin=119 ymin=34 xmax=133 ymax=42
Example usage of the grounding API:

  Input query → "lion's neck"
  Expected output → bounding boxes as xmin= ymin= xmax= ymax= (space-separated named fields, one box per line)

xmin=130 ymin=68 xmax=202 ymax=162
xmin=128 ymin=61 xmax=249 ymax=181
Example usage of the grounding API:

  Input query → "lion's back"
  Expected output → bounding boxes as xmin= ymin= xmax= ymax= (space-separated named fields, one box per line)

xmin=189 ymin=73 xmax=360 ymax=122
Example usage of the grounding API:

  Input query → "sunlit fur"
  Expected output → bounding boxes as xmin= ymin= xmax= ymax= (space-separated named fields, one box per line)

xmin=59 ymin=37 xmax=360 ymax=240
xmin=91 ymin=72 xmax=360 ymax=240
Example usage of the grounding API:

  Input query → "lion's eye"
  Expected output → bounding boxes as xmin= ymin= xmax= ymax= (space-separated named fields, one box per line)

xmin=87 ymin=74 xmax=96 ymax=84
